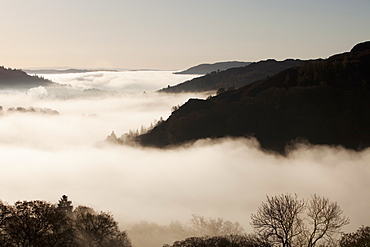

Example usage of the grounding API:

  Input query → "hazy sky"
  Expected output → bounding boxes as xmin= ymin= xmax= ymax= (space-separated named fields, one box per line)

xmin=1 ymin=0 xmax=369 ymax=70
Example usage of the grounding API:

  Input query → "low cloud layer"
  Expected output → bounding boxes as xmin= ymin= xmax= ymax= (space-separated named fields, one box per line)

xmin=1 ymin=136 xmax=369 ymax=234
xmin=40 ymin=70 xmax=198 ymax=93
xmin=0 ymin=71 xmax=369 ymax=239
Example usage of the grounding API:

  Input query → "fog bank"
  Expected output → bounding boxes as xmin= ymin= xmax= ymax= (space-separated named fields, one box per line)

xmin=39 ymin=70 xmax=199 ymax=93
xmin=1 ymin=137 xmax=369 ymax=233
xmin=0 ymin=71 xmax=369 ymax=244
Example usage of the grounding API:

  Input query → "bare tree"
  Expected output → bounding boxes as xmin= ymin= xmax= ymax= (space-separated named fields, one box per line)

xmin=251 ymin=194 xmax=305 ymax=247
xmin=305 ymin=194 xmax=349 ymax=247
xmin=189 ymin=214 xmax=244 ymax=236
xmin=251 ymin=194 xmax=349 ymax=247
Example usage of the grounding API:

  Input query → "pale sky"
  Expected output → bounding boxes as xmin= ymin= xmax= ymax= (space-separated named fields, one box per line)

xmin=0 ymin=0 xmax=369 ymax=70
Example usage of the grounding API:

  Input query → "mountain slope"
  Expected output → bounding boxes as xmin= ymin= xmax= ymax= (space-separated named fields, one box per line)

xmin=160 ymin=59 xmax=303 ymax=93
xmin=0 ymin=66 xmax=54 ymax=89
xmin=174 ymin=61 xmax=251 ymax=75
xmin=138 ymin=42 xmax=370 ymax=154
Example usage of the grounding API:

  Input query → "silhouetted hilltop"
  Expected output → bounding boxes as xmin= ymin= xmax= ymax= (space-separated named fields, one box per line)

xmin=160 ymin=59 xmax=303 ymax=93
xmin=0 ymin=66 xmax=54 ymax=89
xmin=174 ymin=61 xmax=251 ymax=75
xmin=138 ymin=41 xmax=370 ymax=154
xmin=350 ymin=40 xmax=370 ymax=52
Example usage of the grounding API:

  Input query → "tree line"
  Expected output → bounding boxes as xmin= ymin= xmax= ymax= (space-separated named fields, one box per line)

xmin=164 ymin=194 xmax=368 ymax=247
xmin=0 ymin=195 xmax=131 ymax=247
xmin=0 ymin=194 xmax=368 ymax=247
xmin=105 ymin=117 xmax=164 ymax=145
xmin=0 ymin=66 xmax=53 ymax=88
xmin=0 ymin=106 xmax=59 ymax=115
xmin=127 ymin=214 xmax=244 ymax=247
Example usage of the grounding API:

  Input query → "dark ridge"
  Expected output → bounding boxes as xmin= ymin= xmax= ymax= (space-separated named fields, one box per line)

xmin=160 ymin=59 xmax=303 ymax=93
xmin=0 ymin=66 xmax=54 ymax=89
xmin=174 ymin=61 xmax=251 ymax=75
xmin=350 ymin=41 xmax=370 ymax=53
xmin=137 ymin=41 xmax=370 ymax=155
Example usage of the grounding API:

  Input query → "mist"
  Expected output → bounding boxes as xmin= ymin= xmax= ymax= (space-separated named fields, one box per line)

xmin=0 ymin=71 xmax=369 ymax=246
xmin=40 ymin=70 xmax=198 ymax=93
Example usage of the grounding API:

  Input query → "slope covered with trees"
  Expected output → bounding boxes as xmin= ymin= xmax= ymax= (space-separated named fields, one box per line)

xmin=0 ymin=66 xmax=54 ymax=89
xmin=174 ymin=61 xmax=251 ymax=75
xmin=138 ymin=41 xmax=370 ymax=154
xmin=160 ymin=59 xmax=302 ymax=93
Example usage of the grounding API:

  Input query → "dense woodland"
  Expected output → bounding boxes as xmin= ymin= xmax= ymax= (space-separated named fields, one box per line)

xmin=0 ymin=196 xmax=131 ymax=247
xmin=139 ymin=41 xmax=370 ymax=154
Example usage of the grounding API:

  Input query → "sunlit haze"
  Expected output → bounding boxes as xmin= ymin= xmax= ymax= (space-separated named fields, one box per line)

xmin=1 ymin=0 xmax=369 ymax=70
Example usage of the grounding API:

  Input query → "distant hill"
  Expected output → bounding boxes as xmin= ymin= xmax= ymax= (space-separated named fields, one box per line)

xmin=0 ymin=66 xmax=54 ymax=89
xmin=138 ymin=41 xmax=370 ymax=154
xmin=24 ymin=68 xmax=117 ymax=74
xmin=160 ymin=59 xmax=303 ymax=93
xmin=5 ymin=106 xmax=59 ymax=115
xmin=175 ymin=61 xmax=251 ymax=75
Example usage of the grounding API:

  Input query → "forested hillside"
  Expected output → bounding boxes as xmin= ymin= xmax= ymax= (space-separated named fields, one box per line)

xmin=139 ymin=41 xmax=370 ymax=154
xmin=174 ymin=61 xmax=250 ymax=75
xmin=0 ymin=66 xmax=53 ymax=89
xmin=160 ymin=59 xmax=302 ymax=93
